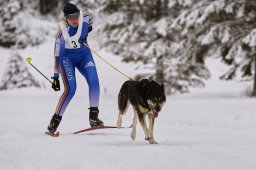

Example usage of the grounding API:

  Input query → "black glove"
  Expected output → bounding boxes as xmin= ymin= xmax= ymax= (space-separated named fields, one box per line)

xmin=88 ymin=25 xmax=93 ymax=32
xmin=51 ymin=77 xmax=60 ymax=91
xmin=79 ymin=37 xmax=87 ymax=44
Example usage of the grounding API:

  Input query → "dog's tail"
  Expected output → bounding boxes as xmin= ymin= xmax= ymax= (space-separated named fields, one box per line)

xmin=118 ymin=81 xmax=130 ymax=115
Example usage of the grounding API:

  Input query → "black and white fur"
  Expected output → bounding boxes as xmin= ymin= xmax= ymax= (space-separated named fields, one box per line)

xmin=117 ymin=79 xmax=166 ymax=144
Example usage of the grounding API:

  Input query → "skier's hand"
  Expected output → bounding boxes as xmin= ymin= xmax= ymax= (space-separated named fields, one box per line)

xmin=79 ymin=37 xmax=87 ymax=44
xmin=88 ymin=24 xmax=93 ymax=32
xmin=51 ymin=77 xmax=60 ymax=91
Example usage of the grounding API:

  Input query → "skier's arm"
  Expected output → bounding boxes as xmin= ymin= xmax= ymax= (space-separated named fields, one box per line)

xmin=79 ymin=11 xmax=92 ymax=43
xmin=53 ymin=28 xmax=64 ymax=78
xmin=87 ymin=12 xmax=93 ymax=33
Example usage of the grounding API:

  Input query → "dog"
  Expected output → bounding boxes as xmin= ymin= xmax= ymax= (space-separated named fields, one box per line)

xmin=117 ymin=79 xmax=166 ymax=144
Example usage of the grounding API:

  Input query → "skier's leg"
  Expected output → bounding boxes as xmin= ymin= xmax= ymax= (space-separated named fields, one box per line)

xmin=77 ymin=51 xmax=100 ymax=107
xmin=48 ymin=56 xmax=77 ymax=132
xmin=77 ymin=50 xmax=103 ymax=127
xmin=55 ymin=64 xmax=77 ymax=116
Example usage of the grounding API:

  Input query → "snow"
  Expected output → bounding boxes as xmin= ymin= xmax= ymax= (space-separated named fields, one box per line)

xmin=1 ymin=21 xmax=256 ymax=170
xmin=154 ymin=18 xmax=168 ymax=37
xmin=200 ymin=26 xmax=231 ymax=45
xmin=0 ymin=52 xmax=41 ymax=90
xmin=242 ymin=29 xmax=256 ymax=47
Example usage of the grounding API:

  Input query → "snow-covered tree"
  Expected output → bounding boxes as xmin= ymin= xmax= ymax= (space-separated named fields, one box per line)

xmin=241 ymin=29 xmax=256 ymax=96
xmin=0 ymin=53 xmax=41 ymax=90
xmin=0 ymin=0 xmax=53 ymax=48
xmin=171 ymin=0 xmax=256 ymax=95
xmin=98 ymin=0 xmax=209 ymax=94
xmin=98 ymin=0 xmax=256 ymax=94
xmin=39 ymin=0 xmax=68 ymax=15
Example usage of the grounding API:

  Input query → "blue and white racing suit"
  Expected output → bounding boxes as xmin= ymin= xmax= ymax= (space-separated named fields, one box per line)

xmin=53 ymin=11 xmax=99 ymax=116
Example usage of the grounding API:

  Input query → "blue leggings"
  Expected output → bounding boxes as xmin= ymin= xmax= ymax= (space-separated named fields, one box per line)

xmin=55 ymin=50 xmax=100 ymax=116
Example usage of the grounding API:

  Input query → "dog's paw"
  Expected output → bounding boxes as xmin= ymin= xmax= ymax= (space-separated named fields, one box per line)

xmin=117 ymin=122 xmax=122 ymax=129
xmin=149 ymin=138 xmax=158 ymax=144
xmin=117 ymin=120 xmax=122 ymax=129
xmin=145 ymin=137 xmax=150 ymax=141
xmin=131 ymin=131 xmax=136 ymax=140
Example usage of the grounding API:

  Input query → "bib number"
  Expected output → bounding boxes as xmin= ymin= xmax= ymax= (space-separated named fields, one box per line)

xmin=71 ymin=41 xmax=78 ymax=48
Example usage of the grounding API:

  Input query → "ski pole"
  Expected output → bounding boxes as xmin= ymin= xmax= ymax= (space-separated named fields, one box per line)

xmin=83 ymin=43 xmax=134 ymax=80
xmin=25 ymin=57 xmax=53 ymax=84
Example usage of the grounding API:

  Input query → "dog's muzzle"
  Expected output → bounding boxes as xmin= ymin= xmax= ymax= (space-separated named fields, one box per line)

xmin=150 ymin=106 xmax=160 ymax=118
xmin=153 ymin=111 xmax=159 ymax=117
xmin=147 ymin=100 xmax=163 ymax=118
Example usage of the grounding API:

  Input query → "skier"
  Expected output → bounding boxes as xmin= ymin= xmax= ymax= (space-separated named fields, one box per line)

xmin=47 ymin=2 xmax=103 ymax=134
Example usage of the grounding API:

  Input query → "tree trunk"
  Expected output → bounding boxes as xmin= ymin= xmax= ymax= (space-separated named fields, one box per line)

xmin=251 ymin=49 xmax=256 ymax=96
xmin=39 ymin=0 xmax=67 ymax=15
xmin=156 ymin=55 xmax=164 ymax=83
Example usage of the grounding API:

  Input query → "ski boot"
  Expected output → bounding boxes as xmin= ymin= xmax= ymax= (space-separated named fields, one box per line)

xmin=47 ymin=114 xmax=62 ymax=133
xmin=89 ymin=107 xmax=104 ymax=127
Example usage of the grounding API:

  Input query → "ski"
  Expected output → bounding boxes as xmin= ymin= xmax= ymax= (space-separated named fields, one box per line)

xmin=45 ymin=131 xmax=60 ymax=137
xmin=74 ymin=124 xmax=133 ymax=134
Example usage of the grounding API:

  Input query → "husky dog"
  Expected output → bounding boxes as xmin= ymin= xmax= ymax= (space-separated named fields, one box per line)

xmin=117 ymin=79 xmax=166 ymax=144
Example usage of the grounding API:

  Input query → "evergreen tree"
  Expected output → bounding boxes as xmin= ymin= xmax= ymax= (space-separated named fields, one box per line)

xmin=0 ymin=53 xmax=41 ymax=90
xmin=39 ymin=0 xmax=69 ymax=15
xmin=0 ymin=0 xmax=50 ymax=48
xmin=172 ymin=0 xmax=256 ymax=95
xmin=99 ymin=0 xmax=256 ymax=94
xmin=98 ymin=0 xmax=207 ymax=94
